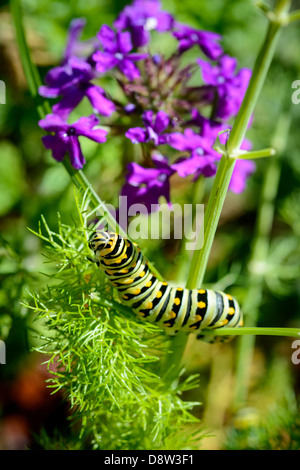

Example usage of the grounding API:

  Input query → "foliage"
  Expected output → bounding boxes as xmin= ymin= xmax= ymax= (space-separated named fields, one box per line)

xmin=0 ymin=0 xmax=300 ymax=451
xmin=22 ymin=194 xmax=204 ymax=450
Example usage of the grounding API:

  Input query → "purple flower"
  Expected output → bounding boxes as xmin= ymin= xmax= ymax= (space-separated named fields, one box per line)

xmin=114 ymin=0 xmax=174 ymax=48
xmin=39 ymin=57 xmax=115 ymax=119
xmin=63 ymin=18 xmax=100 ymax=63
xmin=121 ymin=152 xmax=174 ymax=212
xmin=92 ymin=25 xmax=147 ymax=81
xmin=173 ymin=22 xmax=223 ymax=60
xmin=168 ymin=117 xmax=223 ymax=178
xmin=125 ymin=110 xmax=170 ymax=145
xmin=197 ymin=55 xmax=251 ymax=120
xmin=39 ymin=114 xmax=108 ymax=169
xmin=229 ymin=159 xmax=256 ymax=193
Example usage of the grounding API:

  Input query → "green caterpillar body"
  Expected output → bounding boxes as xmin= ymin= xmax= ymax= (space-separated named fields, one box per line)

xmin=89 ymin=231 xmax=243 ymax=337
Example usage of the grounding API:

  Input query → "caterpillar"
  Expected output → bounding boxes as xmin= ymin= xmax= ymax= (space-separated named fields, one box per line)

xmin=88 ymin=231 xmax=243 ymax=339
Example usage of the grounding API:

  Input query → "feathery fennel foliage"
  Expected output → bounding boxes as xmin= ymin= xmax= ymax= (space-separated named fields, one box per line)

xmin=24 ymin=193 xmax=204 ymax=450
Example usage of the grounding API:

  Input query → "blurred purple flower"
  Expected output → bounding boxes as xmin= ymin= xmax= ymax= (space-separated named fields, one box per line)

xmin=121 ymin=152 xmax=174 ymax=212
xmin=125 ymin=110 xmax=170 ymax=145
xmin=229 ymin=159 xmax=256 ymax=193
xmin=39 ymin=57 xmax=115 ymax=119
xmin=93 ymin=25 xmax=147 ymax=80
xmin=173 ymin=22 xmax=223 ymax=60
xmin=114 ymin=0 xmax=174 ymax=48
xmin=197 ymin=55 xmax=251 ymax=120
xmin=39 ymin=114 xmax=108 ymax=169
xmin=63 ymin=18 xmax=100 ymax=63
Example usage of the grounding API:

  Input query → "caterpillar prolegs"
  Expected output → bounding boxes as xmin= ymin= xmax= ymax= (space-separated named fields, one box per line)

xmin=89 ymin=231 xmax=243 ymax=339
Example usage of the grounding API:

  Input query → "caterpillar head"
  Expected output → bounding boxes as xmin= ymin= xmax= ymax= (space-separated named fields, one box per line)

xmin=89 ymin=231 xmax=118 ymax=258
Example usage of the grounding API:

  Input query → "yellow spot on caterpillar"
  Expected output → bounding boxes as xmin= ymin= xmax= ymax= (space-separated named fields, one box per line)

xmin=145 ymin=281 xmax=152 ymax=287
xmin=189 ymin=325 xmax=198 ymax=330
xmin=140 ymin=271 xmax=145 ymax=277
xmin=198 ymin=289 xmax=206 ymax=294
xmin=156 ymin=291 xmax=162 ymax=298
xmin=168 ymin=311 xmax=177 ymax=319
xmin=123 ymin=295 xmax=129 ymax=300
xmin=145 ymin=301 xmax=153 ymax=310
xmin=219 ymin=319 xmax=229 ymax=326
xmin=227 ymin=294 xmax=233 ymax=300
xmin=132 ymin=262 xmax=137 ymax=268
xmin=194 ymin=315 xmax=202 ymax=322
xmin=120 ymin=268 xmax=129 ymax=274
xmin=164 ymin=322 xmax=171 ymax=327
xmin=177 ymin=287 xmax=184 ymax=291
xmin=122 ymin=278 xmax=134 ymax=284
xmin=137 ymin=311 xmax=147 ymax=317
xmin=162 ymin=282 xmax=168 ymax=286
xmin=106 ymin=269 xmax=115 ymax=275
xmin=133 ymin=288 xmax=141 ymax=295
xmin=174 ymin=298 xmax=181 ymax=306
xmin=228 ymin=307 xmax=235 ymax=315
xmin=197 ymin=301 xmax=206 ymax=309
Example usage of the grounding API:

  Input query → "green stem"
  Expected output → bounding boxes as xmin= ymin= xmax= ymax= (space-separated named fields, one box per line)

xmin=161 ymin=0 xmax=291 ymax=381
xmin=186 ymin=154 xmax=236 ymax=289
xmin=233 ymin=110 xmax=291 ymax=407
xmin=205 ymin=327 xmax=300 ymax=337
xmin=189 ymin=0 xmax=290 ymax=289
xmin=10 ymin=0 xmax=163 ymax=279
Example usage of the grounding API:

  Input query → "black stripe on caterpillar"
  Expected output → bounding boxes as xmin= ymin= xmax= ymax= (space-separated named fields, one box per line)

xmin=88 ymin=231 xmax=243 ymax=338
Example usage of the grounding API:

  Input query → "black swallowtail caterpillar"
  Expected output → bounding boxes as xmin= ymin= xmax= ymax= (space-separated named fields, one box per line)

xmin=89 ymin=231 xmax=243 ymax=338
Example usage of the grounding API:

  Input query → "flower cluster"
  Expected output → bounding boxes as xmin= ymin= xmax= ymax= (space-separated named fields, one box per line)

xmin=39 ymin=0 xmax=255 ymax=209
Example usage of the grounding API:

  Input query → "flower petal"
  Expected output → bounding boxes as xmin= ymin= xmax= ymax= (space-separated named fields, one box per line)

xmin=85 ymin=85 xmax=116 ymax=116
xmin=68 ymin=135 xmax=86 ymax=169
xmin=72 ymin=115 xmax=108 ymax=143
xmin=41 ymin=135 xmax=67 ymax=162
xmin=125 ymin=127 xmax=147 ymax=144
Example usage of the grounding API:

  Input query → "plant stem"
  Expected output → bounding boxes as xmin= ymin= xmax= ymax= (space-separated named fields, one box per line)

xmin=206 ymin=327 xmax=300 ymax=338
xmin=233 ymin=110 xmax=291 ymax=407
xmin=10 ymin=0 xmax=164 ymax=279
xmin=188 ymin=0 xmax=290 ymax=290
xmin=11 ymin=0 xmax=126 ymax=235
xmin=161 ymin=0 xmax=291 ymax=381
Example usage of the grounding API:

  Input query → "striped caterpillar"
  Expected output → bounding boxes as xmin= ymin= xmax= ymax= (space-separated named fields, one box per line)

xmin=89 ymin=231 xmax=243 ymax=338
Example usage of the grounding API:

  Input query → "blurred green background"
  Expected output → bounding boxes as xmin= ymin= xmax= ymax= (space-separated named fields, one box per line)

xmin=0 ymin=0 xmax=299 ymax=450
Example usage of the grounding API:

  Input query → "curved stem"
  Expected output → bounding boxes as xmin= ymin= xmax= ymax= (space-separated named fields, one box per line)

xmin=161 ymin=0 xmax=292 ymax=381
xmin=10 ymin=0 xmax=163 ymax=279
xmin=233 ymin=110 xmax=292 ymax=407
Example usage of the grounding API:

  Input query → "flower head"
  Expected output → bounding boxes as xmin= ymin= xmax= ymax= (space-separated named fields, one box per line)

xmin=125 ymin=110 xmax=170 ymax=145
xmin=114 ymin=0 xmax=174 ymax=48
xmin=93 ymin=25 xmax=147 ymax=80
xmin=39 ymin=114 xmax=108 ymax=169
xmin=39 ymin=57 xmax=115 ymax=119
xmin=173 ymin=22 xmax=223 ymax=60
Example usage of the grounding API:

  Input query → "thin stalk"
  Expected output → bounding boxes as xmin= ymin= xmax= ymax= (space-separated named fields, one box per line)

xmin=10 ymin=0 xmax=163 ymax=278
xmin=188 ymin=0 xmax=291 ymax=289
xmin=207 ymin=327 xmax=300 ymax=338
xmin=233 ymin=110 xmax=291 ymax=407
xmin=10 ymin=0 xmax=124 ymax=233
xmin=161 ymin=0 xmax=291 ymax=381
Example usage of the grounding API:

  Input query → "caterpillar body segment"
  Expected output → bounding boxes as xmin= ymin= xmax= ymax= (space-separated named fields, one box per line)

xmin=89 ymin=231 xmax=243 ymax=337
